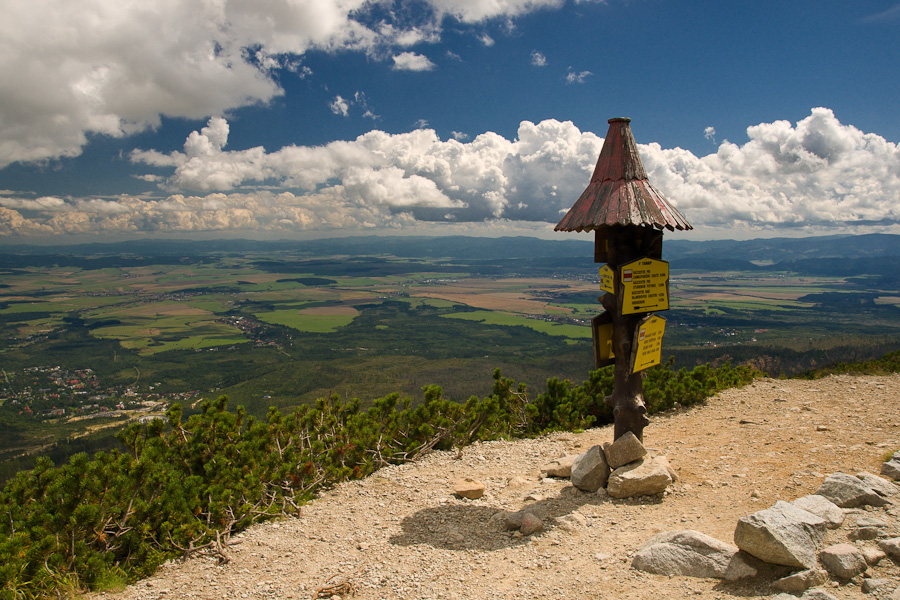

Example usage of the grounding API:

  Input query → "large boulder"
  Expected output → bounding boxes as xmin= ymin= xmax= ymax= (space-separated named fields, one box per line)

xmin=815 ymin=472 xmax=888 ymax=507
xmin=733 ymin=501 xmax=827 ymax=568
xmin=790 ymin=495 xmax=844 ymax=529
xmin=603 ymin=431 xmax=648 ymax=469
xmin=632 ymin=529 xmax=757 ymax=581
xmin=570 ymin=446 xmax=610 ymax=492
xmin=607 ymin=456 xmax=673 ymax=499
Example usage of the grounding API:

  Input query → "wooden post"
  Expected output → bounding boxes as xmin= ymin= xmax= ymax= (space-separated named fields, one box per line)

xmin=554 ymin=118 xmax=691 ymax=444
xmin=598 ymin=226 xmax=662 ymax=441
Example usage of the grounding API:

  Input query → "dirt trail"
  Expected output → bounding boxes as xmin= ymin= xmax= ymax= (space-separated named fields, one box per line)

xmin=92 ymin=374 xmax=900 ymax=600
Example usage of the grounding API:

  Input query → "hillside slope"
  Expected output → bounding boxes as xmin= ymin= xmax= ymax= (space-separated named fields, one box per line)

xmin=92 ymin=375 xmax=900 ymax=600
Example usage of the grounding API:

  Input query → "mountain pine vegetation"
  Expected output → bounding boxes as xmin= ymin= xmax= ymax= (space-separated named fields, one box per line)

xmin=0 ymin=357 xmax=848 ymax=600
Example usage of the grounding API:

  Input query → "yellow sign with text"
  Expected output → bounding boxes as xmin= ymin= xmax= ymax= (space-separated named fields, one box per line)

xmin=598 ymin=265 xmax=615 ymax=295
xmin=630 ymin=314 xmax=666 ymax=373
xmin=620 ymin=257 xmax=669 ymax=315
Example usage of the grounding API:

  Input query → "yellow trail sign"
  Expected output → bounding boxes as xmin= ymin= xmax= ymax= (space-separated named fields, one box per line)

xmin=630 ymin=314 xmax=666 ymax=373
xmin=620 ymin=257 xmax=669 ymax=315
xmin=598 ymin=265 xmax=615 ymax=295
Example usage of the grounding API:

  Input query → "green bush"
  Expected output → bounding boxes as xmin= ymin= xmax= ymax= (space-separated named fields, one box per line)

xmin=0 ymin=361 xmax=758 ymax=599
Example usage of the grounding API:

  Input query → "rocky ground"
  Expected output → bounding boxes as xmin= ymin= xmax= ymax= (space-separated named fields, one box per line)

xmin=89 ymin=374 xmax=900 ymax=600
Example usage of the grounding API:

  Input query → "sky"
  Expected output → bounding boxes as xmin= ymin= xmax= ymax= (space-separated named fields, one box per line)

xmin=1 ymin=0 xmax=899 ymax=245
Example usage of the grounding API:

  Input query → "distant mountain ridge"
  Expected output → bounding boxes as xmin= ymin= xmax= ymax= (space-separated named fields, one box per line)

xmin=2 ymin=233 xmax=899 ymax=268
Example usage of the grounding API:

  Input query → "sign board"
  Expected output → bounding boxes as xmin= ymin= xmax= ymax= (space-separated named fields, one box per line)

xmin=598 ymin=265 xmax=615 ymax=295
xmin=630 ymin=314 xmax=666 ymax=373
xmin=591 ymin=313 xmax=615 ymax=369
xmin=620 ymin=257 xmax=669 ymax=315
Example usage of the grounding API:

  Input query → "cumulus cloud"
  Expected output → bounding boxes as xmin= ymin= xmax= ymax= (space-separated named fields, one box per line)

xmin=392 ymin=52 xmax=437 ymax=71
xmin=704 ymin=126 xmax=716 ymax=143
xmin=330 ymin=96 xmax=351 ymax=117
xmin=565 ymin=69 xmax=592 ymax=84
xmin=6 ymin=108 xmax=900 ymax=239
xmin=531 ymin=50 xmax=548 ymax=66
xmin=641 ymin=108 xmax=900 ymax=229
xmin=0 ymin=0 xmax=579 ymax=168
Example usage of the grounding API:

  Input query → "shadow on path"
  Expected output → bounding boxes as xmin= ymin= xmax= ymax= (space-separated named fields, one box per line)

xmin=388 ymin=485 xmax=663 ymax=552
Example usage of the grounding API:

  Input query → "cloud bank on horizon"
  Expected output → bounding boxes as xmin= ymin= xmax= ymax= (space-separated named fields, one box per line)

xmin=1 ymin=0 xmax=899 ymax=241
xmin=3 ymin=107 xmax=899 ymax=239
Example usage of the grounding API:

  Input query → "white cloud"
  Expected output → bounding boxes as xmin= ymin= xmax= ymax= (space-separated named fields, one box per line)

xmin=704 ymin=126 xmax=716 ymax=143
xmin=3 ymin=0 xmax=583 ymax=168
xmin=330 ymin=95 xmax=351 ymax=117
xmin=531 ymin=50 xmax=547 ymax=66
xmin=427 ymin=0 xmax=565 ymax=22
xmin=392 ymin=52 xmax=436 ymax=71
xmin=565 ymin=68 xmax=592 ymax=84
xmin=478 ymin=33 xmax=495 ymax=46
xmin=451 ymin=131 xmax=470 ymax=141
xmin=641 ymin=108 xmax=900 ymax=229
xmin=7 ymin=108 xmax=900 ymax=239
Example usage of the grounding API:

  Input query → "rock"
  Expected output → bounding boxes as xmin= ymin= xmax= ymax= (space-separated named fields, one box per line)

xmin=453 ymin=477 xmax=485 ymax=499
xmin=771 ymin=595 xmax=798 ymax=600
xmin=861 ymin=578 xmax=894 ymax=594
xmin=496 ymin=511 xmax=524 ymax=531
xmin=816 ymin=472 xmax=888 ymax=508
xmin=860 ymin=545 xmax=886 ymax=566
xmin=603 ymin=431 xmax=648 ymax=469
xmin=882 ymin=459 xmax=900 ymax=481
xmin=857 ymin=471 xmax=900 ymax=497
xmin=607 ymin=456 xmax=673 ymax=499
xmin=877 ymin=537 xmax=900 ymax=561
xmin=631 ymin=529 xmax=757 ymax=581
xmin=556 ymin=512 xmax=587 ymax=532
xmin=791 ymin=495 xmax=844 ymax=529
xmin=800 ymin=589 xmax=840 ymax=600
xmin=570 ymin=446 xmax=610 ymax=492
xmin=852 ymin=516 xmax=889 ymax=541
xmin=819 ymin=543 xmax=867 ymax=580
xmin=733 ymin=500 xmax=827 ymax=568
xmin=540 ymin=454 xmax=578 ymax=478
xmin=520 ymin=512 xmax=543 ymax=535
xmin=654 ymin=454 xmax=679 ymax=482
xmin=773 ymin=569 xmax=827 ymax=594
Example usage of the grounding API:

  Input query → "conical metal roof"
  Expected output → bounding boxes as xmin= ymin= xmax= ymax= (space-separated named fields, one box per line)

xmin=555 ymin=118 xmax=692 ymax=232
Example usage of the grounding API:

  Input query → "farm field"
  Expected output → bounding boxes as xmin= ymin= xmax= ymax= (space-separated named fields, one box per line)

xmin=2 ymin=236 xmax=900 ymax=479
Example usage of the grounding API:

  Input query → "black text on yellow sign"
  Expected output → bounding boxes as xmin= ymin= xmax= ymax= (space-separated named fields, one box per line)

xmin=630 ymin=314 xmax=666 ymax=373
xmin=598 ymin=265 xmax=615 ymax=295
xmin=620 ymin=257 xmax=669 ymax=315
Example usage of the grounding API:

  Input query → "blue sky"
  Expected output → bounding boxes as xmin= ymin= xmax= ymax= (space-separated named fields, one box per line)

xmin=1 ymin=0 xmax=899 ymax=243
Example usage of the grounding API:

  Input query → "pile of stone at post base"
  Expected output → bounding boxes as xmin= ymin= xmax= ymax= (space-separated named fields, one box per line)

xmin=540 ymin=431 xmax=677 ymax=499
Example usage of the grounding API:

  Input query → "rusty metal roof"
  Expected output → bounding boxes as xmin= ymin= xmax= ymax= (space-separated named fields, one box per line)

xmin=555 ymin=118 xmax=692 ymax=232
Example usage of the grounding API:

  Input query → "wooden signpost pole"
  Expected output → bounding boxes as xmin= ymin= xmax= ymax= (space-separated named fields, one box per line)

xmin=555 ymin=118 xmax=692 ymax=443
xmin=600 ymin=226 xmax=661 ymax=441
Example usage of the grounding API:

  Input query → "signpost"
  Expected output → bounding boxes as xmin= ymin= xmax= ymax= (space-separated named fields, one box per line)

xmin=620 ymin=257 xmax=669 ymax=315
xmin=555 ymin=118 xmax=692 ymax=442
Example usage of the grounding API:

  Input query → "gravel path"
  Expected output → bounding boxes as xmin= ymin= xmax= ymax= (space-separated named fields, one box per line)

xmin=91 ymin=374 xmax=900 ymax=600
